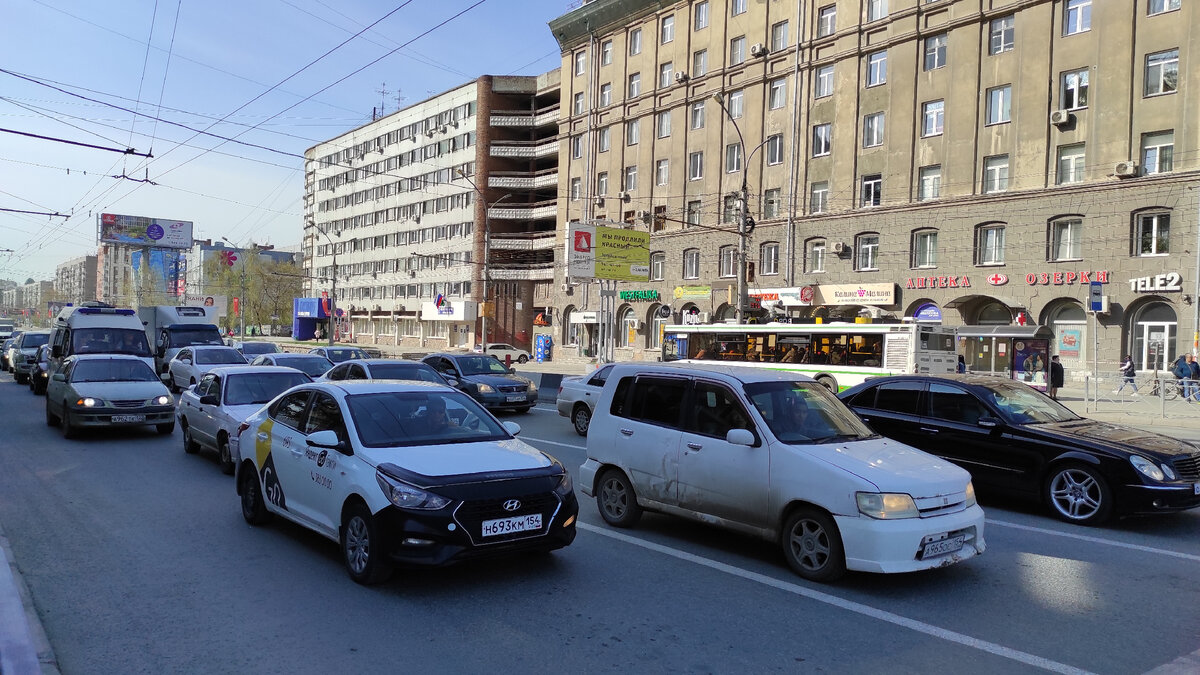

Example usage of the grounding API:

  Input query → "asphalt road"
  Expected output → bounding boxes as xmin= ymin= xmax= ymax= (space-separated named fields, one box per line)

xmin=0 ymin=380 xmax=1198 ymax=674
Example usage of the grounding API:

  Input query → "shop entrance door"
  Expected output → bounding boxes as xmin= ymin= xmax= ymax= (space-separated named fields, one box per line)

xmin=1138 ymin=322 xmax=1176 ymax=374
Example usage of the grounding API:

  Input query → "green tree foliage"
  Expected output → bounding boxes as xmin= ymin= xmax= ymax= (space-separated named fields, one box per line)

xmin=202 ymin=247 xmax=303 ymax=333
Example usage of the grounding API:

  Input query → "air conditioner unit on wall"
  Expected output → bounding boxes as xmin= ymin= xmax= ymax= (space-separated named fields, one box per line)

xmin=832 ymin=242 xmax=847 ymax=254
xmin=749 ymin=43 xmax=767 ymax=58
xmin=618 ymin=191 xmax=630 ymax=201
xmin=1050 ymin=110 xmax=1071 ymax=126
xmin=634 ymin=319 xmax=645 ymax=330
xmin=594 ymin=196 xmax=605 ymax=206
xmin=674 ymin=71 xmax=689 ymax=83
xmin=1115 ymin=161 xmax=1139 ymax=178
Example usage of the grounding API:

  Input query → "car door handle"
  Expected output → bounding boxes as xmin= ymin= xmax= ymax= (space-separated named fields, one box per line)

xmin=256 ymin=432 xmax=269 ymax=441
xmin=686 ymin=442 xmax=702 ymax=451
xmin=919 ymin=427 xmax=940 ymax=434
xmin=619 ymin=428 xmax=634 ymax=436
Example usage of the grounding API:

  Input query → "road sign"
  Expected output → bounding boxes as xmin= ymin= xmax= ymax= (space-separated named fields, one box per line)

xmin=1089 ymin=281 xmax=1103 ymax=312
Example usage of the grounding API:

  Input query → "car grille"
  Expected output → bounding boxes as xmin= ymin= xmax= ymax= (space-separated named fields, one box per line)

xmin=1173 ymin=454 xmax=1200 ymax=482
xmin=112 ymin=399 xmax=147 ymax=408
xmin=913 ymin=491 xmax=969 ymax=518
xmin=453 ymin=492 xmax=559 ymax=545
xmin=497 ymin=385 xmax=527 ymax=393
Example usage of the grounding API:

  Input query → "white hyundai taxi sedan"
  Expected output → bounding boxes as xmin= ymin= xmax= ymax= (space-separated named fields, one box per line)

xmin=234 ymin=380 xmax=578 ymax=584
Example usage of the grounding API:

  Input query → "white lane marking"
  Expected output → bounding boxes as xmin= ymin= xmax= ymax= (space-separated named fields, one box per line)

xmin=987 ymin=520 xmax=1200 ymax=563
xmin=579 ymin=522 xmax=1095 ymax=675
xmin=520 ymin=436 xmax=586 ymax=451
xmin=1143 ymin=646 xmax=1200 ymax=674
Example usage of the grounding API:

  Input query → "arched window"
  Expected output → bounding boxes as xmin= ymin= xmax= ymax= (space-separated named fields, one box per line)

xmin=683 ymin=249 xmax=700 ymax=279
xmin=719 ymin=246 xmax=736 ymax=277
xmin=975 ymin=222 xmax=1005 ymax=265
xmin=805 ymin=238 xmax=826 ymax=273
xmin=619 ymin=307 xmax=637 ymax=347
xmin=911 ymin=228 xmax=938 ymax=268
xmin=977 ymin=301 xmax=1011 ymax=325
xmin=759 ymin=242 xmax=779 ymax=275
xmin=650 ymin=251 xmax=666 ymax=280
xmin=855 ymin=232 xmax=879 ymax=271
xmin=648 ymin=304 xmax=668 ymax=349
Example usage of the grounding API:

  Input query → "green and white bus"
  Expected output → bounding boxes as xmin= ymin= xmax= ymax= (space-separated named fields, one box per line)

xmin=661 ymin=322 xmax=957 ymax=391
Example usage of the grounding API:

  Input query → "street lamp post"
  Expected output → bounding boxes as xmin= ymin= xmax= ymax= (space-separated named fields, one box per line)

xmin=711 ymin=93 xmax=766 ymax=325
xmin=456 ymin=168 xmax=513 ymax=355
xmin=311 ymin=225 xmax=338 ymax=347
xmin=220 ymin=237 xmax=249 ymax=339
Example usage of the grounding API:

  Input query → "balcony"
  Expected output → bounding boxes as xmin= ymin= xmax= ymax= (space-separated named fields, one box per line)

xmin=489 ymin=232 xmax=557 ymax=251
xmin=489 ymin=264 xmax=555 ymax=281
xmin=488 ymin=169 xmax=558 ymax=190
xmin=489 ymin=138 xmax=558 ymax=159
xmin=488 ymin=199 xmax=558 ymax=220
xmin=490 ymin=105 xmax=560 ymax=128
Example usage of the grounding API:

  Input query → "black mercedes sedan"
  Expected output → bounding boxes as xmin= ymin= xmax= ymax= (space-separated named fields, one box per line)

xmin=838 ymin=374 xmax=1200 ymax=525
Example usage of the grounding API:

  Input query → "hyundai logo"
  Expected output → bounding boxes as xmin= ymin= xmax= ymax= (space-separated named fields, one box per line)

xmin=502 ymin=499 xmax=522 ymax=512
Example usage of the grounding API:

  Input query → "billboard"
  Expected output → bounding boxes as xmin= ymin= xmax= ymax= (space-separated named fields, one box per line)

xmin=100 ymin=212 xmax=194 ymax=249
xmin=130 ymin=249 xmax=185 ymax=296
xmin=567 ymin=222 xmax=650 ymax=282
xmin=183 ymin=294 xmax=228 ymax=318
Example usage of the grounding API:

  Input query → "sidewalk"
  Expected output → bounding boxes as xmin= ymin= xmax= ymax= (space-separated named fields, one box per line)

xmin=0 ymin=522 xmax=58 ymax=675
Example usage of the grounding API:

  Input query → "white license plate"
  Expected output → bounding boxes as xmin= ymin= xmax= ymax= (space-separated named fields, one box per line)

xmin=481 ymin=513 xmax=542 ymax=537
xmin=922 ymin=535 xmax=965 ymax=558
xmin=506 ymin=394 xmax=525 ymax=402
xmin=1193 ymin=483 xmax=1200 ymax=495
xmin=111 ymin=414 xmax=145 ymax=423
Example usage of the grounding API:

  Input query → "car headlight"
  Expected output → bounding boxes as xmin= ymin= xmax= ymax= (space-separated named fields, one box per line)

xmin=376 ymin=472 xmax=451 ymax=510
xmin=553 ymin=470 xmax=573 ymax=495
xmin=527 ymin=380 xmax=538 ymax=394
xmin=963 ymin=481 xmax=977 ymax=508
xmin=77 ymin=397 xmax=98 ymax=407
xmin=477 ymin=383 xmax=496 ymax=394
xmin=154 ymin=395 xmax=172 ymax=405
xmin=1130 ymin=455 xmax=1166 ymax=481
xmin=856 ymin=492 xmax=919 ymax=519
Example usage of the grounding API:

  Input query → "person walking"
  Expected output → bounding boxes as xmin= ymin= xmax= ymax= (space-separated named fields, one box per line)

xmin=1172 ymin=354 xmax=1195 ymax=401
xmin=1115 ymin=354 xmax=1139 ymax=396
xmin=1048 ymin=355 xmax=1064 ymax=400
xmin=1188 ymin=355 xmax=1200 ymax=402
xmin=956 ymin=355 xmax=966 ymax=373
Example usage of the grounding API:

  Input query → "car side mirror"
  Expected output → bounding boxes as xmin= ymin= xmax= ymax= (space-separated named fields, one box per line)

xmin=181 ymin=358 xmax=192 ymax=365
xmin=725 ymin=428 xmax=756 ymax=446
xmin=502 ymin=421 xmax=521 ymax=436
xmin=444 ymin=377 xmax=459 ymax=388
xmin=305 ymin=429 xmax=343 ymax=450
xmin=977 ymin=416 xmax=1001 ymax=429
xmin=200 ymin=394 xmax=219 ymax=405
xmin=51 ymin=373 xmax=66 ymax=382
xmin=508 ymin=367 xmax=516 ymax=375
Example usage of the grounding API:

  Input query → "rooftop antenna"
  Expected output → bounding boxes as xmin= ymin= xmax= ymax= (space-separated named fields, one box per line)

xmin=375 ymin=82 xmax=390 ymax=119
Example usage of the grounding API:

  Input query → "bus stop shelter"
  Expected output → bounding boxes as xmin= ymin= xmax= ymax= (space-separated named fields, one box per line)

xmin=957 ymin=325 xmax=1054 ymax=391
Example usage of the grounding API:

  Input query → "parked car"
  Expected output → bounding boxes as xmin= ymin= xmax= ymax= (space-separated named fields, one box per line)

xmin=308 ymin=346 xmax=369 ymax=364
xmin=581 ymin=363 xmax=985 ymax=582
xmin=45 ymin=355 xmax=175 ymax=438
xmin=320 ymin=359 xmax=451 ymax=386
xmin=233 ymin=381 xmax=578 ymax=584
xmin=178 ymin=366 xmax=312 ymax=474
xmin=421 ymin=353 xmax=537 ymax=413
xmin=838 ymin=374 xmax=1200 ymax=525
xmin=250 ymin=353 xmax=334 ymax=378
xmin=1 ymin=330 xmax=24 ymax=371
xmin=473 ymin=343 xmax=530 ymax=364
xmin=167 ymin=346 xmax=248 ymax=392
xmin=9 ymin=330 xmax=50 ymax=384
xmin=28 ymin=345 xmax=50 ymax=395
xmin=556 ymin=364 xmax=615 ymax=436
xmin=229 ymin=341 xmax=282 ymax=357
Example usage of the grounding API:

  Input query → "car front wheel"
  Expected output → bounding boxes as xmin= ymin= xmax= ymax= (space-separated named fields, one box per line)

xmin=1046 ymin=463 xmax=1112 ymax=525
xmin=597 ymin=469 xmax=642 ymax=528
xmin=341 ymin=502 xmax=392 ymax=585
xmin=781 ymin=508 xmax=846 ymax=582
xmin=517 ymin=354 xmax=528 ymax=364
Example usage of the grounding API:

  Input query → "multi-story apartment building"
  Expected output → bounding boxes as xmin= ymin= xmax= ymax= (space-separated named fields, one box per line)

xmin=96 ymin=244 xmax=134 ymax=306
xmin=303 ymin=73 xmax=560 ymax=350
xmin=54 ymin=255 xmax=98 ymax=305
xmin=548 ymin=0 xmax=1198 ymax=375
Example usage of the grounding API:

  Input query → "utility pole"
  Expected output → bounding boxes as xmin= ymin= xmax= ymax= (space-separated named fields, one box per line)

xmin=711 ymin=93 xmax=764 ymax=324
xmin=456 ymin=168 xmax=512 ymax=355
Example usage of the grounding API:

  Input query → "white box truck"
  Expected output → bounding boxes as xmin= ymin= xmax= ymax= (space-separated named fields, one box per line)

xmin=138 ymin=305 xmax=223 ymax=374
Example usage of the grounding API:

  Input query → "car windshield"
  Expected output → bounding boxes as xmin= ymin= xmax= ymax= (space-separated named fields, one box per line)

xmin=276 ymin=356 xmax=333 ymax=377
xmin=325 ymin=348 xmax=366 ymax=363
xmin=370 ymin=364 xmax=444 ymax=383
xmin=240 ymin=343 xmax=279 ymax=355
xmin=979 ymin=381 xmax=1080 ymax=425
xmin=72 ymin=359 xmax=159 ymax=383
xmin=195 ymin=348 xmax=247 ymax=365
xmin=347 ymin=390 xmax=508 ymax=448
xmin=20 ymin=334 xmax=49 ymax=349
xmin=455 ymin=356 xmax=511 ymax=376
xmin=167 ymin=327 xmax=224 ymax=348
xmin=224 ymin=372 xmax=310 ymax=406
xmin=72 ymin=328 xmax=151 ymax=356
xmin=745 ymin=381 xmax=875 ymax=444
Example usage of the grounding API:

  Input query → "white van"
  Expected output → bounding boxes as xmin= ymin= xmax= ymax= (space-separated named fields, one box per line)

xmin=581 ymin=363 xmax=986 ymax=582
xmin=49 ymin=305 xmax=155 ymax=374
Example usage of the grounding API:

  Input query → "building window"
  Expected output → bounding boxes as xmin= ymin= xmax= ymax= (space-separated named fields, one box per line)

xmin=812 ymin=123 xmax=832 ymax=156
xmin=862 ymin=112 xmax=884 ymax=147
xmin=693 ymin=49 xmax=708 ymax=76
xmin=649 ymin=252 xmax=665 ymax=281
xmin=1064 ymin=0 xmax=1091 ymax=35
xmin=574 ymin=51 xmax=586 ymax=76
xmin=811 ymin=182 xmax=829 ymax=214
xmin=807 ymin=239 xmax=826 ymax=273
xmin=730 ymin=36 xmax=747 ymax=66
xmin=683 ymin=249 xmax=700 ymax=279
xmin=918 ymin=165 xmax=941 ymax=201
xmin=656 ymin=111 xmax=671 ymax=138
xmin=598 ymin=126 xmax=610 ymax=152
xmin=1145 ymin=49 xmax=1179 ymax=96
xmin=1136 ymin=213 xmax=1171 ymax=256
xmin=659 ymin=62 xmax=673 ymax=88
xmin=628 ymin=73 xmax=641 ymax=97
xmin=983 ymin=155 xmax=1009 ymax=193
xmin=866 ymin=51 xmax=887 ymax=86
xmin=924 ymin=34 xmax=947 ymax=70
xmin=867 ymin=0 xmax=888 ymax=22
xmin=1061 ymin=69 xmax=1088 ymax=110
xmin=765 ymin=135 xmax=784 ymax=165
xmin=1149 ymin=0 xmax=1181 ymax=16
xmin=768 ymin=78 xmax=787 ymax=109
xmin=861 ymin=175 xmax=882 ymax=207
xmin=817 ymin=5 xmax=836 ymax=37
xmin=629 ymin=28 xmax=642 ymax=55
xmin=1056 ymin=144 xmax=1085 ymax=185
xmin=599 ymin=83 xmax=612 ymax=106
xmin=596 ymin=172 xmax=608 ymax=196
xmin=690 ymin=101 xmax=705 ymax=129
xmin=725 ymin=142 xmax=742 ymax=174
xmin=731 ymin=0 xmax=747 ymax=16
xmin=695 ymin=1 xmax=710 ymax=29
xmin=856 ymin=234 xmax=880 ymax=270
xmin=570 ymin=177 xmax=581 ymax=201
xmin=728 ymin=89 xmax=744 ymax=118
xmin=618 ymin=308 xmax=636 ymax=348
xmin=760 ymin=242 xmax=780 ymax=275
xmin=571 ymin=135 xmax=582 ymax=159
xmin=989 ymin=16 xmax=1014 ymax=55
xmin=1051 ymin=219 xmax=1082 ymax=260
xmin=977 ymin=224 xmax=1006 ymax=265
xmin=771 ymin=21 xmax=789 ymax=51
xmin=626 ymin=120 xmax=640 ymax=145
xmin=722 ymin=195 xmax=738 ymax=223
xmin=623 ymin=165 xmax=638 ymax=192
xmin=763 ymin=188 xmax=781 ymax=219
xmin=921 ymin=100 xmax=944 ymax=136
xmin=686 ymin=200 xmax=701 ymax=226
xmin=986 ymin=85 xmax=1011 ymax=124
xmin=814 ymin=65 xmax=834 ymax=98
xmin=1142 ymin=131 xmax=1174 ymax=174
xmin=572 ymin=92 xmax=585 ymax=115
xmin=688 ymin=151 xmax=704 ymax=180
xmin=601 ymin=40 xmax=613 ymax=65
xmin=912 ymin=230 xmax=938 ymax=268
xmin=661 ymin=15 xmax=674 ymax=44
xmin=655 ymin=159 xmax=669 ymax=186
xmin=719 ymin=246 xmax=737 ymax=277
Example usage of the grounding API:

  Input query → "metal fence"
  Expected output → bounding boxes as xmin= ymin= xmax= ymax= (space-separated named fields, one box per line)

xmin=1083 ymin=374 xmax=1200 ymax=417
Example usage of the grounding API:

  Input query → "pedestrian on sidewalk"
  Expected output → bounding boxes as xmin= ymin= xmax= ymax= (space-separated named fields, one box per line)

xmin=956 ymin=355 xmax=966 ymax=373
xmin=1048 ymin=355 xmax=1064 ymax=400
xmin=1188 ymin=356 xmax=1200 ymax=402
xmin=1115 ymin=355 xmax=1139 ymax=396
xmin=1172 ymin=354 xmax=1195 ymax=401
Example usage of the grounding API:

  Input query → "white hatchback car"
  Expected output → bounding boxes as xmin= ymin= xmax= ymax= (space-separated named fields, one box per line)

xmin=473 ymin=343 xmax=530 ymax=364
xmin=581 ymin=363 xmax=986 ymax=582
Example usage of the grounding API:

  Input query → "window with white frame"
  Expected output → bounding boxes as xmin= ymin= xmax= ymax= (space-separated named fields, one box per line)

xmin=731 ymin=0 xmax=747 ymax=16
xmin=815 ymin=65 xmax=834 ymax=98
xmin=599 ymin=83 xmax=612 ymax=106
xmin=922 ymin=100 xmax=944 ymax=136
xmin=728 ymin=89 xmax=744 ymax=118
xmin=862 ymin=112 xmax=884 ymax=147
xmin=763 ymin=188 xmax=781 ymax=219
xmin=596 ymin=172 xmax=608 ymax=195
xmin=867 ymin=51 xmax=887 ymax=86
xmin=861 ymin=174 xmax=882 ymax=207
xmin=760 ymin=242 xmax=780 ymax=275
xmin=571 ymin=135 xmax=582 ymax=158
xmin=811 ymin=181 xmax=829 ymax=214
xmin=730 ymin=36 xmax=747 ymax=65
xmin=572 ymin=92 xmax=584 ymax=115
xmin=986 ymin=85 xmax=1011 ymax=124
xmin=570 ymin=177 xmax=581 ymax=201
xmin=807 ymin=239 xmax=826 ymax=272
xmin=817 ymin=5 xmax=836 ymax=37
xmin=867 ymin=0 xmax=888 ymax=22
xmin=619 ymin=308 xmax=637 ymax=347
xmin=688 ymin=103 xmax=705 ymax=131
xmin=655 ymin=159 xmax=669 ymax=186
xmin=686 ymin=200 xmax=701 ymax=226
xmin=650 ymin=252 xmax=665 ymax=280
xmin=659 ymin=62 xmax=673 ymax=88
xmin=623 ymin=165 xmax=637 ymax=191
xmin=574 ymin=51 xmax=586 ymax=76
xmin=918 ymin=165 xmax=941 ymax=201
xmin=989 ymin=16 xmax=1014 ymax=54
xmin=1056 ymin=144 xmax=1085 ymax=185
xmin=856 ymin=234 xmax=880 ymax=270
xmin=656 ymin=111 xmax=671 ymax=138
xmin=1064 ymin=0 xmax=1091 ymax=35
xmin=725 ymin=143 xmax=743 ymax=173
xmin=661 ymin=15 xmax=674 ymax=43
xmin=626 ymin=120 xmax=640 ymax=145
xmin=601 ymin=40 xmax=613 ymax=65
xmin=1142 ymin=130 xmax=1174 ymax=175
xmin=1149 ymin=0 xmax=1181 ymax=15
xmin=977 ymin=224 xmax=1005 ymax=265
xmin=924 ymin=34 xmax=947 ymax=70
xmin=1051 ymin=219 xmax=1083 ymax=260
xmin=812 ymin=123 xmax=831 ymax=156
xmin=719 ymin=246 xmax=737 ymax=277
xmin=771 ymin=21 xmax=789 ymax=51
xmin=695 ymin=1 xmax=710 ymax=29
xmin=628 ymin=73 xmax=641 ymax=97
xmin=766 ymin=135 xmax=784 ymax=165
xmin=693 ymin=49 xmax=708 ymax=76
xmin=769 ymin=78 xmax=787 ymax=109
xmin=1061 ymin=68 xmax=1088 ymax=109
xmin=598 ymin=126 xmax=611 ymax=152
xmin=1145 ymin=49 xmax=1179 ymax=96
xmin=1136 ymin=213 xmax=1171 ymax=256
xmin=912 ymin=230 xmax=938 ymax=268
xmin=683 ymin=249 xmax=700 ymax=279
xmin=983 ymin=155 xmax=1009 ymax=193
xmin=629 ymin=28 xmax=642 ymax=55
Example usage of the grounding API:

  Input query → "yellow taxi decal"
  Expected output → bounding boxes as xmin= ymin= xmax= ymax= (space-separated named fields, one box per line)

xmin=255 ymin=418 xmax=274 ymax=467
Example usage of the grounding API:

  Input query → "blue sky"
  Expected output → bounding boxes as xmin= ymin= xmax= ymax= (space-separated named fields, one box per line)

xmin=0 ymin=0 xmax=571 ymax=282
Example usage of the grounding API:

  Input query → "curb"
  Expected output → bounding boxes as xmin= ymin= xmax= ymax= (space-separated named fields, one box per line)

xmin=0 ymin=523 xmax=59 ymax=675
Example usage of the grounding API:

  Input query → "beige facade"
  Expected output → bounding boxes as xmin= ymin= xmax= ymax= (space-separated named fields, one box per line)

xmin=548 ymin=0 xmax=1199 ymax=374
xmin=55 ymin=255 xmax=97 ymax=306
